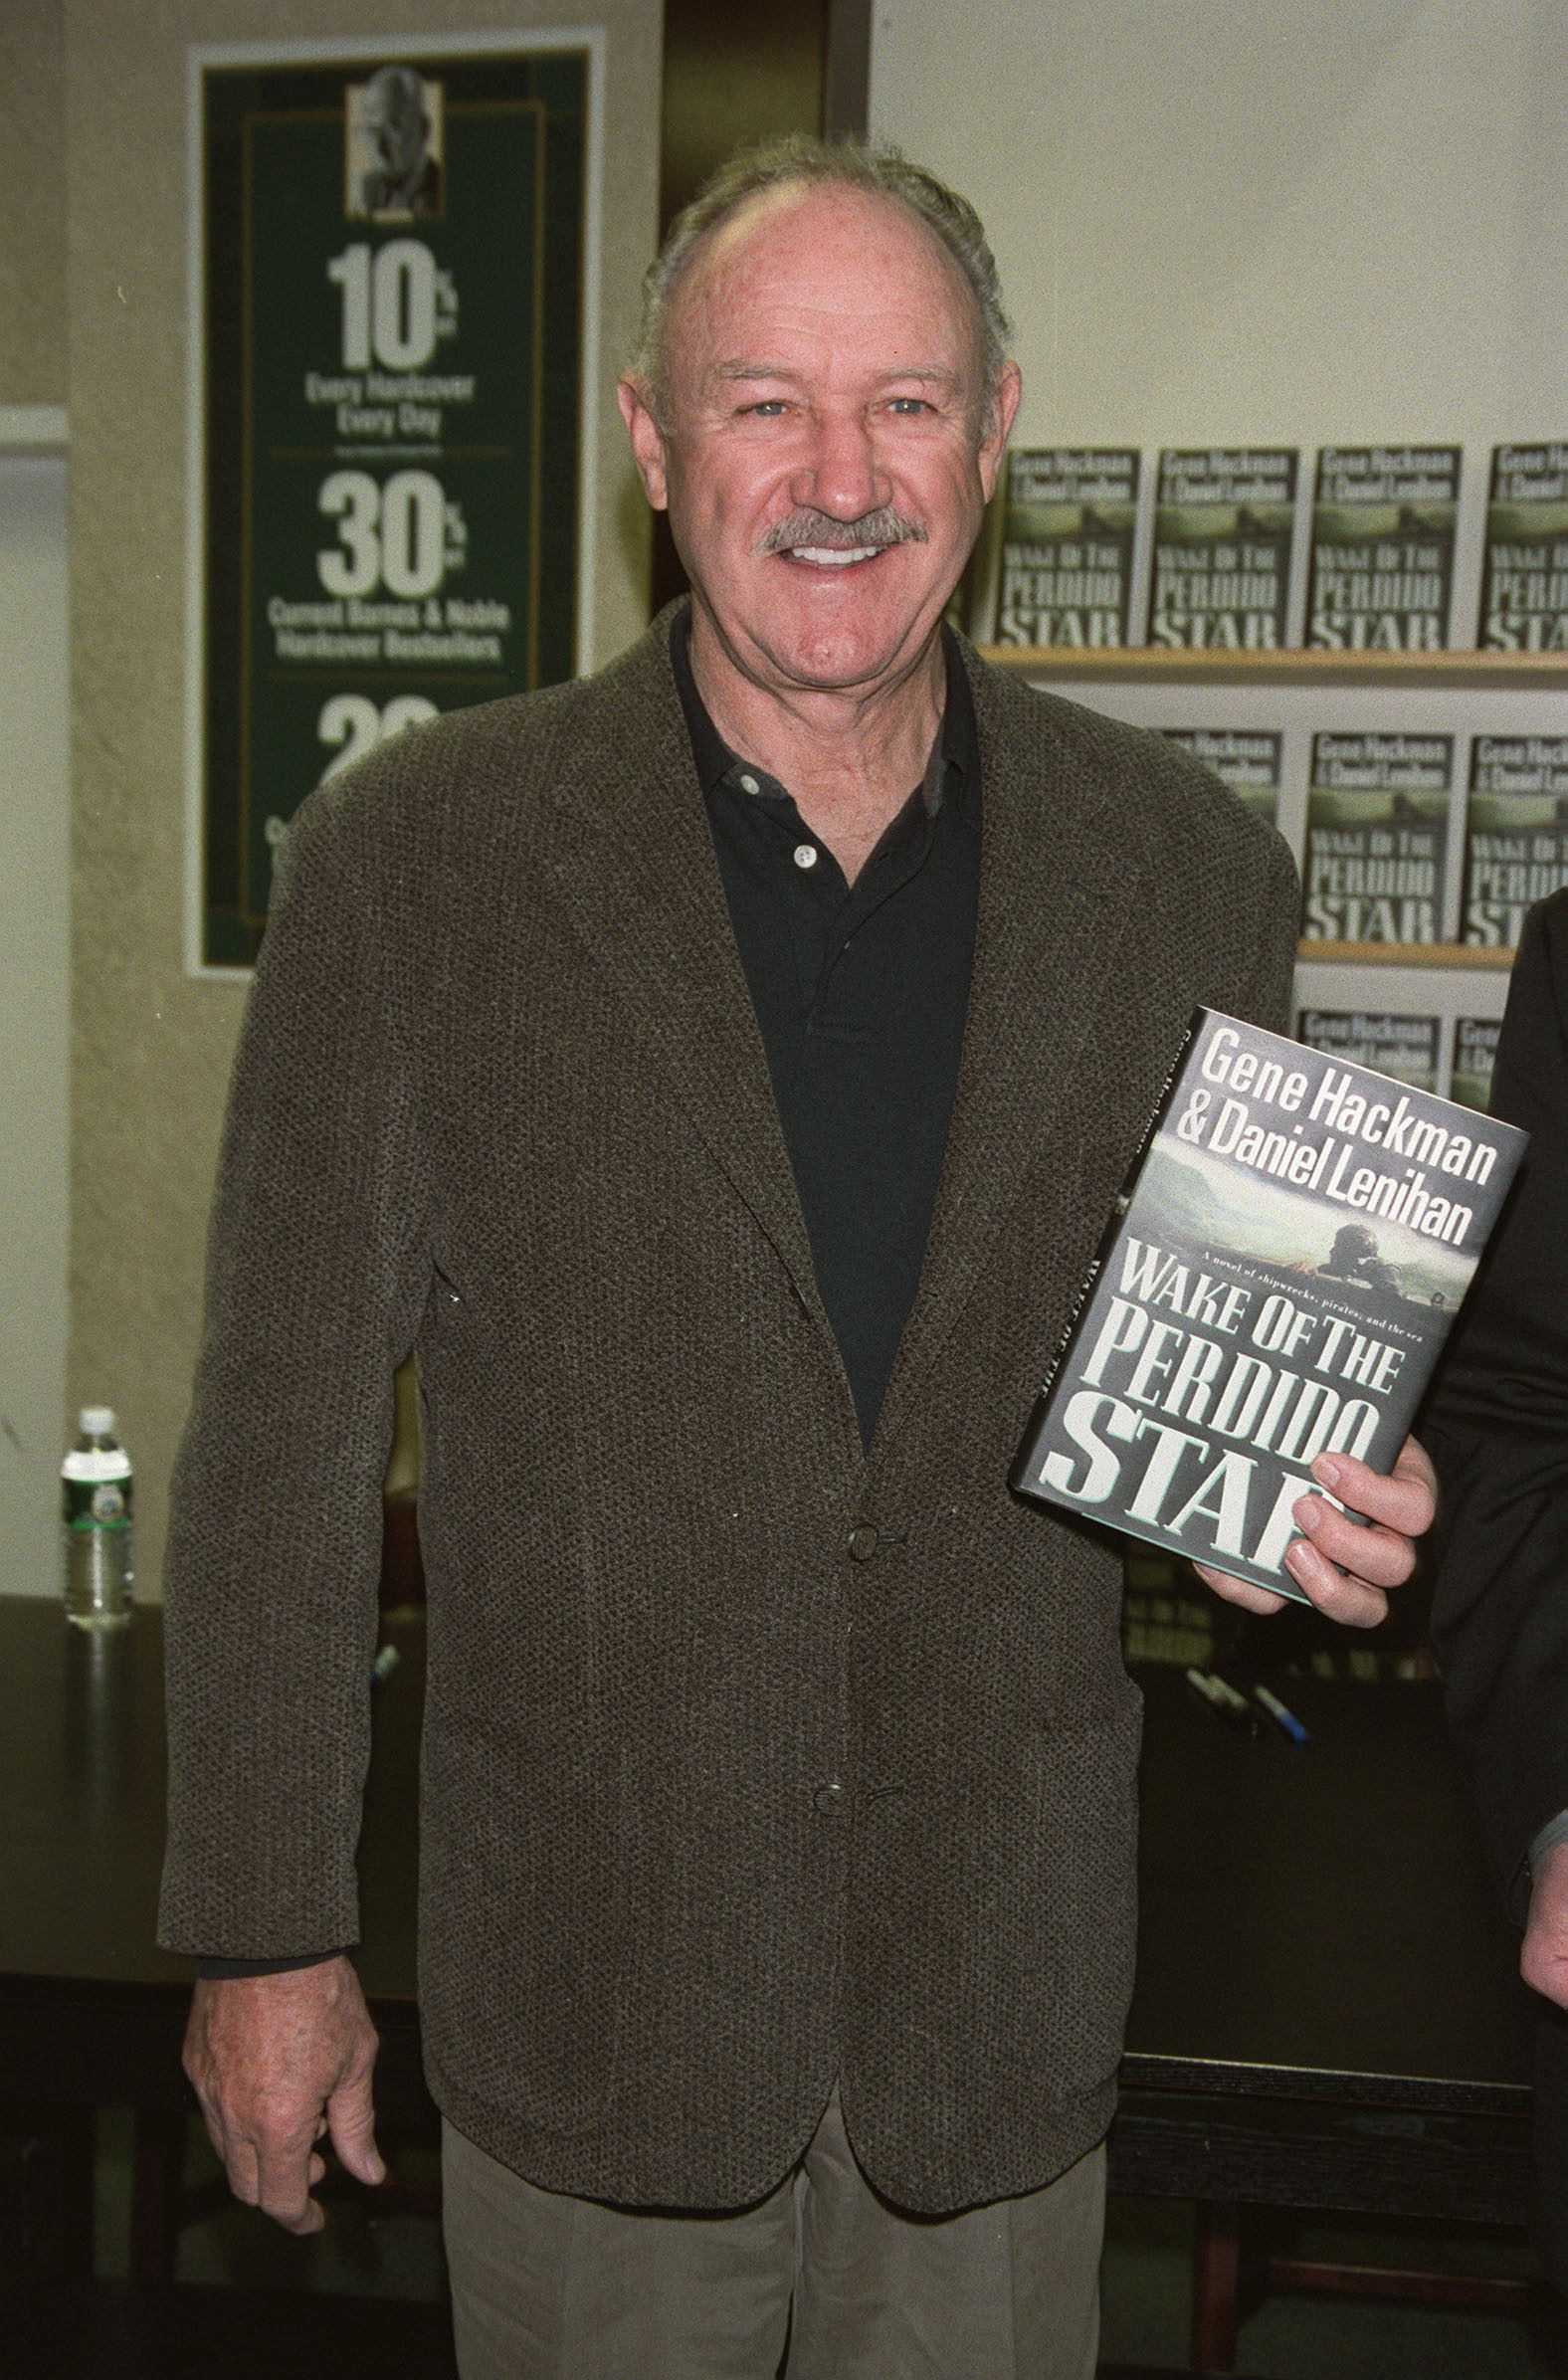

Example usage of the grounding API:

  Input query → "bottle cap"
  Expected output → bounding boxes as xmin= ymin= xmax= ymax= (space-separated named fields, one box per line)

xmin=79 ymin=1405 xmax=116 ymax=1437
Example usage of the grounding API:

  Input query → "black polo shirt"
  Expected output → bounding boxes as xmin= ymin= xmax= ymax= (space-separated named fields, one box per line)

xmin=673 ymin=610 xmax=981 ymax=1447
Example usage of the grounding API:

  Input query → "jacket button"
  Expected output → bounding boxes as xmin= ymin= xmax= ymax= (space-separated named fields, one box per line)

xmin=849 ymin=1523 xmax=880 ymax=1562
xmin=813 ymin=1781 xmax=846 ymax=1814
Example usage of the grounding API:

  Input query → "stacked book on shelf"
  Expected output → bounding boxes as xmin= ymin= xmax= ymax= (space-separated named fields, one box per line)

xmin=980 ymin=440 xmax=1567 ymax=657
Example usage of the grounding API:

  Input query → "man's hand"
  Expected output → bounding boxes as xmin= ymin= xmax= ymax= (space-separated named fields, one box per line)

xmin=1196 ymin=1433 xmax=1438 ymax=1629
xmin=183 ymin=1953 xmax=384 ymax=2234
xmin=1523 ymin=1842 xmax=1568 ymax=2010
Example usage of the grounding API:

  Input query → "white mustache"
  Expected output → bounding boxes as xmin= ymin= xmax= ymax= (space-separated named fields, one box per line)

xmin=761 ymin=507 xmax=927 ymax=555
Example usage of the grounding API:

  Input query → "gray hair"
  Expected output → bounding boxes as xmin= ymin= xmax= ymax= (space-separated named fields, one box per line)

xmin=627 ymin=135 xmax=1013 ymax=425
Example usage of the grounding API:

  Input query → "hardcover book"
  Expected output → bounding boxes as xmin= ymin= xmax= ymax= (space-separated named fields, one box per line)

xmin=1476 ymin=443 xmax=1568 ymax=653
xmin=1010 ymin=1009 xmax=1526 ymax=1601
xmin=1462 ymin=733 xmax=1568 ymax=950
xmin=1306 ymin=446 xmax=1462 ymax=651
xmin=993 ymin=448 xmax=1140 ymax=647
xmin=1145 ymin=449 xmax=1297 ymax=649
xmin=1451 ymin=1017 xmax=1502 ymax=1114
xmin=1162 ymin=728 xmax=1282 ymax=826
xmin=1301 ymin=730 xmax=1453 ymax=943
xmin=1296 ymin=1010 xmax=1440 ymax=1092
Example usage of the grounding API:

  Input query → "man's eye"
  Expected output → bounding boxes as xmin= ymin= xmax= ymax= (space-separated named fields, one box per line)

xmin=887 ymin=397 xmax=931 ymax=416
xmin=744 ymin=400 xmax=789 ymax=418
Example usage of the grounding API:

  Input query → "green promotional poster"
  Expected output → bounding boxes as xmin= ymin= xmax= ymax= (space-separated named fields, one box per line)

xmin=193 ymin=42 xmax=595 ymax=966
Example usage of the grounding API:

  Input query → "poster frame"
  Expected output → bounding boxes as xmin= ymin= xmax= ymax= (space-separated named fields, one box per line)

xmin=182 ymin=26 xmax=606 ymax=978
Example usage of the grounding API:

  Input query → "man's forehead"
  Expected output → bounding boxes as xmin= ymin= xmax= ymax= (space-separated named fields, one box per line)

xmin=683 ymin=180 xmax=965 ymax=316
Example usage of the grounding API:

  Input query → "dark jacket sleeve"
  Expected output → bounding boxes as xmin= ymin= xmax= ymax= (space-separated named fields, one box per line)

xmin=1425 ymin=890 xmax=1568 ymax=1919
xmin=158 ymin=777 xmax=431 ymax=1960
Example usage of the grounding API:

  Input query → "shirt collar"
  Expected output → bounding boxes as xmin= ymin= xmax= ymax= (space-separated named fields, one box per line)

xmin=671 ymin=601 xmax=979 ymax=826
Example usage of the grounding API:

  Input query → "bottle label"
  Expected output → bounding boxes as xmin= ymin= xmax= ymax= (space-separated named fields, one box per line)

xmin=63 ymin=1476 xmax=133 ymax=1530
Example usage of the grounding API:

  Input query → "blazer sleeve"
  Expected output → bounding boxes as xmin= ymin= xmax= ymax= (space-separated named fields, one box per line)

xmin=1425 ymin=891 xmax=1568 ymax=1919
xmin=158 ymin=784 xmax=431 ymax=1960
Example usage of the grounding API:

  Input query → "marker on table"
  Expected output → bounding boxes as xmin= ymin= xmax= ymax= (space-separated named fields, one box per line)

xmin=1185 ymin=1667 xmax=1260 ymax=1734
xmin=1255 ymin=1683 xmax=1309 ymax=1746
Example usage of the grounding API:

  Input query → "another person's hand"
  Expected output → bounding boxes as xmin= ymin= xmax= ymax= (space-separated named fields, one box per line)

xmin=183 ymin=1953 xmax=384 ymax=2234
xmin=1523 ymin=1841 xmax=1568 ymax=2011
xmin=1196 ymin=1433 xmax=1437 ymax=1629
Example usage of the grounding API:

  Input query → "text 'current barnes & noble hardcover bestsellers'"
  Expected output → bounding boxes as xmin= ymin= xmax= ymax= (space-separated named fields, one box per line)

xmin=1011 ymin=1011 xmax=1526 ymax=1601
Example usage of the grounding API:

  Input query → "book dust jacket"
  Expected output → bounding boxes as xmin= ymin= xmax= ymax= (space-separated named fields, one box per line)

xmin=1462 ymin=733 xmax=1568 ymax=950
xmin=1301 ymin=730 xmax=1453 ymax=944
xmin=1477 ymin=444 xmax=1568 ymax=653
xmin=993 ymin=448 xmax=1140 ymax=647
xmin=1306 ymin=446 xmax=1462 ymax=651
xmin=1011 ymin=1011 xmax=1526 ymax=1600
xmin=1145 ymin=449 xmax=1297 ymax=649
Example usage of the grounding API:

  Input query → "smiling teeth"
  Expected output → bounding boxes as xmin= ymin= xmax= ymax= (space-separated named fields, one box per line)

xmin=793 ymin=544 xmax=880 ymax=565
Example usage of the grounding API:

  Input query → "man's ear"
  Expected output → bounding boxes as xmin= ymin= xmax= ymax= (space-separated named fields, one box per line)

xmin=978 ymin=360 xmax=1024 ymax=503
xmin=617 ymin=377 xmax=670 ymax=511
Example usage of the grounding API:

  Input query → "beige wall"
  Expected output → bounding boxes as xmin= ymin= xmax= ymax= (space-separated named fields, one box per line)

xmin=871 ymin=0 xmax=1568 ymax=458
xmin=61 ymin=1 xmax=662 ymax=1593
xmin=0 ymin=0 xmax=67 ymax=406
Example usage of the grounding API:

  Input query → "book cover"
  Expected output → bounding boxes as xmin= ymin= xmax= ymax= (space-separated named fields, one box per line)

xmin=1145 ymin=449 xmax=1297 ymax=650
xmin=1301 ymin=730 xmax=1454 ymax=943
xmin=1462 ymin=733 xmax=1568 ymax=950
xmin=1162 ymin=728 xmax=1281 ymax=827
xmin=1010 ymin=1009 xmax=1526 ymax=1600
xmin=1306 ymin=446 xmax=1462 ymax=651
xmin=1476 ymin=443 xmax=1568 ymax=653
xmin=1297 ymin=1010 xmax=1440 ymax=1093
xmin=1451 ymin=1017 xmax=1501 ymax=1114
xmin=992 ymin=448 xmax=1140 ymax=647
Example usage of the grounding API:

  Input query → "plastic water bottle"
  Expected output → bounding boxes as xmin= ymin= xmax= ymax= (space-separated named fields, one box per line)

xmin=61 ymin=1406 xmax=134 ymax=1629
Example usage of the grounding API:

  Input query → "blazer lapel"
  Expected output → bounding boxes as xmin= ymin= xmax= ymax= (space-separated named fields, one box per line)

xmin=875 ymin=657 xmax=1138 ymax=1443
xmin=533 ymin=623 xmax=829 ymax=1332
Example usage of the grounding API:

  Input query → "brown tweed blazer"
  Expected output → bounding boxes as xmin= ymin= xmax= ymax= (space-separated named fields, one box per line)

xmin=159 ymin=609 xmax=1297 ymax=2215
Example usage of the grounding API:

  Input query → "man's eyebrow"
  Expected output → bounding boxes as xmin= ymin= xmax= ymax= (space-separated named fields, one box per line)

xmin=706 ymin=361 xmax=967 ymax=390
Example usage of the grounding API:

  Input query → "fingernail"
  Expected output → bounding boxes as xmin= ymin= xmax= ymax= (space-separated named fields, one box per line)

xmin=1312 ymin=1455 xmax=1342 ymax=1489
xmin=1284 ymin=1539 xmax=1312 ymax=1581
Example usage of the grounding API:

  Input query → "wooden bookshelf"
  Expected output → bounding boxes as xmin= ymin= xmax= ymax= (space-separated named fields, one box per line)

xmin=979 ymin=645 xmax=1568 ymax=694
xmin=980 ymin=645 xmax=1560 ymax=981
xmin=1295 ymin=939 xmax=1514 ymax=969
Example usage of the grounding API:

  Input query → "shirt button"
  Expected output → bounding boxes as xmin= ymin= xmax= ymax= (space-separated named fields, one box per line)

xmin=737 ymin=772 xmax=760 ymax=795
xmin=813 ymin=1781 xmax=846 ymax=1815
xmin=793 ymin=844 xmax=818 ymax=870
xmin=849 ymin=1523 xmax=880 ymax=1563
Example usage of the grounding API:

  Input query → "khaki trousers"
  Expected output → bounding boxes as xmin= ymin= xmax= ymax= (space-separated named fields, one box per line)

xmin=441 ymin=2090 xmax=1104 ymax=2380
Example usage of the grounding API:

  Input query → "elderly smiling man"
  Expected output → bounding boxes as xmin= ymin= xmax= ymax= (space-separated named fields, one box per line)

xmin=161 ymin=137 xmax=1435 ymax=2379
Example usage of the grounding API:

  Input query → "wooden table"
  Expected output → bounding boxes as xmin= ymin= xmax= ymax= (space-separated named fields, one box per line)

xmin=1118 ymin=1662 xmax=1534 ymax=2363
xmin=0 ymin=1596 xmax=1536 ymax=2364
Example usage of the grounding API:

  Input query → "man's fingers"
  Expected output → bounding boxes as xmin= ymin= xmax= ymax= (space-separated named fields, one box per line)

xmin=1192 ymin=1562 xmax=1290 ymax=1615
xmin=1309 ymin=1436 xmax=1438 ymax=1543
xmin=1195 ymin=1434 xmax=1437 ymax=1626
xmin=180 ymin=1959 xmax=384 ymax=2233
xmin=326 ymin=2064 xmax=386 ymax=2189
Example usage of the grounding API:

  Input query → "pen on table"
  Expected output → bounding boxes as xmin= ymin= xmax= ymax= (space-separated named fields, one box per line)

xmin=1206 ymin=1671 xmax=1266 ymax=1735
xmin=1255 ymin=1683 xmax=1309 ymax=1746
xmin=1184 ymin=1667 xmax=1257 ymax=1734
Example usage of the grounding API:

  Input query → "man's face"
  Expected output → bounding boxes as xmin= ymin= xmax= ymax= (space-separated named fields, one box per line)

xmin=365 ymin=79 xmax=426 ymax=179
xmin=620 ymin=182 xmax=1020 ymax=709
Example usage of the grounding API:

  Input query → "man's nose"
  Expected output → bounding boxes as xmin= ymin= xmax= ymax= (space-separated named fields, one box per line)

xmin=791 ymin=411 xmax=885 ymax=520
